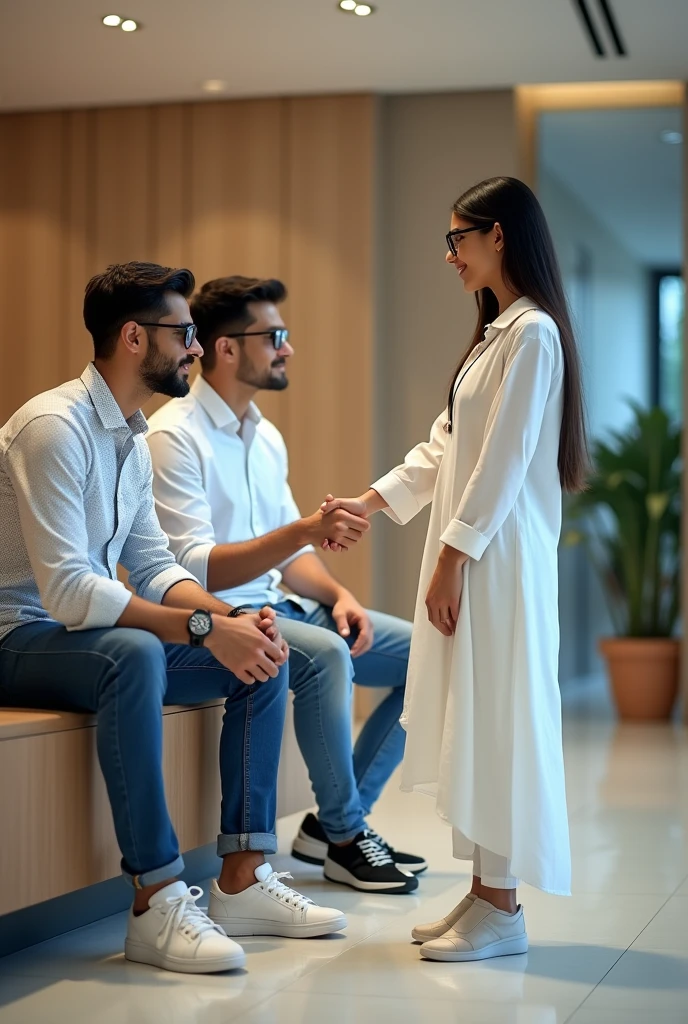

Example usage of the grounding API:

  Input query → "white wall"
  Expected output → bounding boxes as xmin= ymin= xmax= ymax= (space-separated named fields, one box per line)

xmin=374 ymin=90 xmax=519 ymax=620
xmin=538 ymin=166 xmax=652 ymax=680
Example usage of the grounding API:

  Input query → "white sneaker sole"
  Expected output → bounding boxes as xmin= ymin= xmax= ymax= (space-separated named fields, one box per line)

xmin=324 ymin=860 xmax=417 ymax=894
xmin=291 ymin=832 xmax=328 ymax=866
xmin=210 ymin=914 xmax=348 ymax=939
xmin=124 ymin=938 xmax=246 ymax=974
xmin=420 ymin=934 xmax=528 ymax=962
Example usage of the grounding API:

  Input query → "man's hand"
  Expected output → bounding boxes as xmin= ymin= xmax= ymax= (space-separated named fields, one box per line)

xmin=206 ymin=612 xmax=288 ymax=685
xmin=425 ymin=545 xmax=468 ymax=636
xmin=301 ymin=502 xmax=370 ymax=552
xmin=332 ymin=590 xmax=374 ymax=657
xmin=320 ymin=494 xmax=370 ymax=553
xmin=255 ymin=606 xmax=290 ymax=663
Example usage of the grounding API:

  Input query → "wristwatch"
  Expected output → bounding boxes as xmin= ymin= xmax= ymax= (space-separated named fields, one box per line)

xmin=227 ymin=605 xmax=251 ymax=618
xmin=187 ymin=609 xmax=213 ymax=647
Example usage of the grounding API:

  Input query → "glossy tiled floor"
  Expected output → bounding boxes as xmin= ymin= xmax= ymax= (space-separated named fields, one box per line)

xmin=1 ymin=680 xmax=687 ymax=1023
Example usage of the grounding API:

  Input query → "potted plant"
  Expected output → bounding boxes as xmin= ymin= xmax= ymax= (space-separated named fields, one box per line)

xmin=565 ymin=404 xmax=681 ymax=720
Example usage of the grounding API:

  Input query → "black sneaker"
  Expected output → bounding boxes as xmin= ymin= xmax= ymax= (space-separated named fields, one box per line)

xmin=366 ymin=829 xmax=428 ymax=875
xmin=324 ymin=831 xmax=419 ymax=894
xmin=292 ymin=814 xmax=428 ymax=876
xmin=291 ymin=813 xmax=329 ymax=865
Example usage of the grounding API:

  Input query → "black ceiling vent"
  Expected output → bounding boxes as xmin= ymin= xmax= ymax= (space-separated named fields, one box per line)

xmin=572 ymin=0 xmax=628 ymax=58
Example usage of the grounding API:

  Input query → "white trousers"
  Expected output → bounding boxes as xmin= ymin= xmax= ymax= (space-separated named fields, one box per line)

xmin=453 ymin=830 xmax=519 ymax=889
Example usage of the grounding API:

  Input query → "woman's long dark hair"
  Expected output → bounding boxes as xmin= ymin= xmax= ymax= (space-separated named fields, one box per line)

xmin=447 ymin=176 xmax=588 ymax=493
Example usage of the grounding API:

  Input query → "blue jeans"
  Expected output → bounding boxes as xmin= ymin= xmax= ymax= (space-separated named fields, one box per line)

xmin=260 ymin=598 xmax=411 ymax=843
xmin=0 ymin=621 xmax=289 ymax=887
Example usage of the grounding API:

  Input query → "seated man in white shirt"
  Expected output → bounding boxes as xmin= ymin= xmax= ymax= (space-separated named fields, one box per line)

xmin=148 ymin=276 xmax=425 ymax=894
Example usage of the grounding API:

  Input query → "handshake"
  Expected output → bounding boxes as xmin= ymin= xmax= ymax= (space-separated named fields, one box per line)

xmin=301 ymin=493 xmax=372 ymax=554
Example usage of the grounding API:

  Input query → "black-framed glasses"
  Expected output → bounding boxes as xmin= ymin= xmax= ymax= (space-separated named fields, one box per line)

xmin=228 ymin=328 xmax=290 ymax=351
xmin=138 ymin=322 xmax=198 ymax=349
xmin=446 ymin=225 xmax=492 ymax=257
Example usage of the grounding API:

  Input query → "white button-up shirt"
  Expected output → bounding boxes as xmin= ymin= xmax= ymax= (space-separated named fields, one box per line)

xmin=147 ymin=375 xmax=314 ymax=608
xmin=0 ymin=363 xmax=196 ymax=641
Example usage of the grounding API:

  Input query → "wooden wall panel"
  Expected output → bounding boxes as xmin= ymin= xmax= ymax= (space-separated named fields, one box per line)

xmin=0 ymin=113 xmax=67 ymax=415
xmin=92 ymin=106 xmax=154 ymax=268
xmin=187 ymin=99 xmax=288 ymax=433
xmin=64 ymin=110 xmax=97 ymax=381
xmin=0 ymin=93 xmax=376 ymax=622
xmin=283 ymin=95 xmax=376 ymax=603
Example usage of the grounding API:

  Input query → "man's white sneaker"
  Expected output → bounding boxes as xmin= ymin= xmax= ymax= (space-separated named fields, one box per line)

xmin=124 ymin=881 xmax=246 ymax=974
xmin=411 ymin=893 xmax=477 ymax=943
xmin=419 ymin=898 xmax=528 ymax=962
xmin=208 ymin=862 xmax=347 ymax=938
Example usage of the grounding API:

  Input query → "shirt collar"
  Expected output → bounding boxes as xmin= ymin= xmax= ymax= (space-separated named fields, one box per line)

xmin=489 ymin=296 xmax=539 ymax=331
xmin=192 ymin=375 xmax=263 ymax=434
xmin=80 ymin=362 xmax=148 ymax=435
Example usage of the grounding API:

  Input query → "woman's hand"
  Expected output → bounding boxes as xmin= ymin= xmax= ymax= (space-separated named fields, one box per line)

xmin=320 ymin=490 xmax=388 ymax=552
xmin=425 ymin=545 xmax=468 ymax=636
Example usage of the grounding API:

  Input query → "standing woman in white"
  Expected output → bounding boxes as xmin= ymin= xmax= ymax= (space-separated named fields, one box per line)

xmin=322 ymin=177 xmax=587 ymax=962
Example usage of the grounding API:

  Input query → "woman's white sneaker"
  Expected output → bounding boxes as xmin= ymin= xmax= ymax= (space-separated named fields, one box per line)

xmin=125 ymin=881 xmax=246 ymax=974
xmin=419 ymin=898 xmax=528 ymax=962
xmin=411 ymin=893 xmax=477 ymax=943
xmin=208 ymin=862 xmax=347 ymax=938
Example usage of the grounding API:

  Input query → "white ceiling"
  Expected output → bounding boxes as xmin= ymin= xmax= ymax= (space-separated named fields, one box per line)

xmin=539 ymin=107 xmax=684 ymax=267
xmin=1 ymin=0 xmax=687 ymax=112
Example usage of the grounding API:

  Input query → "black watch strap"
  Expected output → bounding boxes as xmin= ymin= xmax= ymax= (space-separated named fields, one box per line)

xmin=227 ymin=605 xmax=251 ymax=618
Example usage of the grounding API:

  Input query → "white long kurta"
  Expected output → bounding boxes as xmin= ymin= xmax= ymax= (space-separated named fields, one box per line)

xmin=373 ymin=297 xmax=571 ymax=896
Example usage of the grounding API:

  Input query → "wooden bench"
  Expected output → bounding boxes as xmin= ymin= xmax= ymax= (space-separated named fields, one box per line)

xmin=0 ymin=695 xmax=314 ymax=917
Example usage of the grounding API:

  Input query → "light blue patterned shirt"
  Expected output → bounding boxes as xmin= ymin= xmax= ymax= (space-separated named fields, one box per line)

xmin=0 ymin=362 xmax=196 ymax=640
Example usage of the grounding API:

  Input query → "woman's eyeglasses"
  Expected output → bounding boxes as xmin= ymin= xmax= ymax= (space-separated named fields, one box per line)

xmin=446 ymin=225 xmax=492 ymax=257
xmin=228 ymin=328 xmax=290 ymax=351
xmin=138 ymin=322 xmax=198 ymax=349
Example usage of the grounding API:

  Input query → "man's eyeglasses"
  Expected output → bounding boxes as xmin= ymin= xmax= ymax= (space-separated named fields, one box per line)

xmin=138 ymin=322 xmax=198 ymax=349
xmin=229 ymin=328 xmax=290 ymax=351
xmin=446 ymin=224 xmax=492 ymax=257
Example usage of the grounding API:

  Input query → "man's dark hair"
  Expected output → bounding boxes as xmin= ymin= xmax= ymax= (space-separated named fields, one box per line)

xmin=191 ymin=276 xmax=287 ymax=372
xmin=83 ymin=261 xmax=195 ymax=360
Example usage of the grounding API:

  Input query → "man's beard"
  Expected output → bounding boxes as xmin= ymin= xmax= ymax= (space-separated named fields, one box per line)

xmin=140 ymin=338 xmax=192 ymax=398
xmin=237 ymin=352 xmax=289 ymax=392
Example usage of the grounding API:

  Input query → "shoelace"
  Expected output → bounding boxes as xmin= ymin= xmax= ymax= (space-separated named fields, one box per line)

xmin=366 ymin=829 xmax=394 ymax=855
xmin=357 ymin=832 xmax=395 ymax=868
xmin=259 ymin=870 xmax=314 ymax=910
xmin=155 ymin=886 xmax=221 ymax=950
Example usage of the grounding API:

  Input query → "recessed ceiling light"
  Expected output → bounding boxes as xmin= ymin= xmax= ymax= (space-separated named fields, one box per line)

xmin=354 ymin=4 xmax=374 ymax=14
xmin=121 ymin=19 xmax=139 ymax=32
xmin=102 ymin=14 xmax=122 ymax=27
xmin=660 ymin=130 xmax=683 ymax=146
xmin=339 ymin=1 xmax=357 ymax=9
xmin=203 ymin=80 xmax=227 ymax=93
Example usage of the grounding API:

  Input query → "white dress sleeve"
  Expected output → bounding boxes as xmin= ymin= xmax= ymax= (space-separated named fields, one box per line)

xmin=371 ymin=410 xmax=448 ymax=525
xmin=441 ymin=325 xmax=560 ymax=560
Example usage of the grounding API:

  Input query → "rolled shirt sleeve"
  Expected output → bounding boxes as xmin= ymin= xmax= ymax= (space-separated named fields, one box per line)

xmin=440 ymin=326 xmax=559 ymax=561
xmin=372 ymin=410 xmax=448 ymax=525
xmin=5 ymin=415 xmax=134 ymax=630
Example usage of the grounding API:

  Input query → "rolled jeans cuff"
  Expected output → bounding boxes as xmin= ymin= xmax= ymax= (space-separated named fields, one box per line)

xmin=123 ymin=854 xmax=186 ymax=889
xmin=217 ymin=832 xmax=277 ymax=857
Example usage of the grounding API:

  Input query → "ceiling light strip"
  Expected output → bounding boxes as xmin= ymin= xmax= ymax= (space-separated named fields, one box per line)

xmin=572 ymin=0 xmax=606 ymax=57
xmin=596 ymin=0 xmax=627 ymax=57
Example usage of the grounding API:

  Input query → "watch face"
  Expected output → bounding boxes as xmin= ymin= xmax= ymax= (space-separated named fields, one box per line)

xmin=189 ymin=611 xmax=212 ymax=636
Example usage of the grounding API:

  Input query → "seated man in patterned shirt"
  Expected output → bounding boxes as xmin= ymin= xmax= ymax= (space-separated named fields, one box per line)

xmin=0 ymin=262 xmax=346 ymax=975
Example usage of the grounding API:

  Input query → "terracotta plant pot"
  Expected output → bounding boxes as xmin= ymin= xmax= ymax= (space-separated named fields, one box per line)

xmin=598 ymin=637 xmax=680 ymax=721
